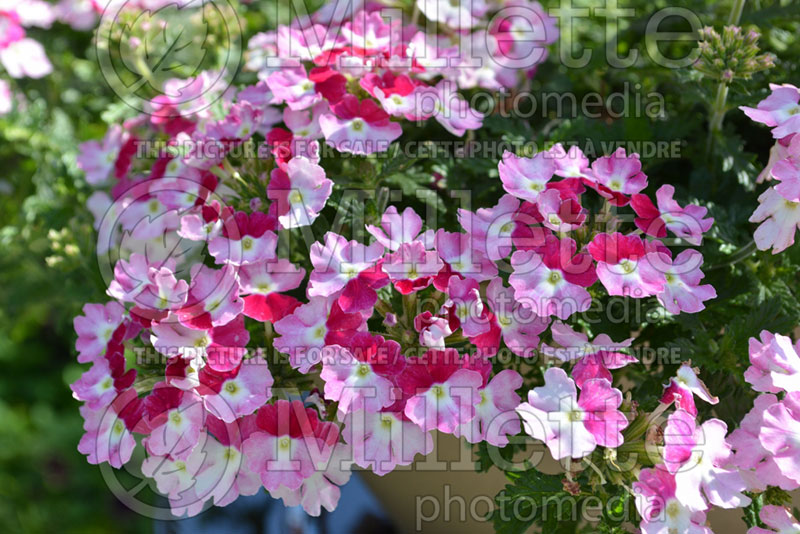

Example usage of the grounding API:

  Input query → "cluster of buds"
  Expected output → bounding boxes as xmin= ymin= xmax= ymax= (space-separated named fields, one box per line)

xmin=694 ymin=26 xmax=775 ymax=83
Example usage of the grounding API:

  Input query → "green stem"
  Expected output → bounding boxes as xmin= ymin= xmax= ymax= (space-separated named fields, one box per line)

xmin=708 ymin=238 xmax=757 ymax=270
xmin=728 ymin=0 xmax=746 ymax=25
xmin=706 ymin=0 xmax=747 ymax=148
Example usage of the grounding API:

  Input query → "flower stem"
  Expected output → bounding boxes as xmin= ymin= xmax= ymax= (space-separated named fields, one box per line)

xmin=706 ymin=0 xmax=747 ymax=147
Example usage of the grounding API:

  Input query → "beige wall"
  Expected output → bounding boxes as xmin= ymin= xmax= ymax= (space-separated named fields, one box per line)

xmin=362 ymin=432 xmax=800 ymax=534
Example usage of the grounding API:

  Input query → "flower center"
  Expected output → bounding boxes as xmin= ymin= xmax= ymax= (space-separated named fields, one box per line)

xmin=530 ymin=182 xmax=544 ymax=192
xmin=242 ymin=237 xmax=253 ymax=251
xmin=431 ymin=384 xmax=445 ymax=398
xmin=566 ymin=409 xmax=583 ymax=422
xmin=170 ymin=411 xmax=183 ymax=426
xmin=225 ymin=381 xmax=238 ymax=394
xmin=620 ymin=260 xmax=635 ymax=274
xmin=351 ymin=119 xmax=364 ymax=132
xmin=548 ymin=270 xmax=562 ymax=285
xmin=665 ymin=500 xmax=681 ymax=519
xmin=357 ymin=364 xmax=371 ymax=377
xmin=279 ymin=437 xmax=291 ymax=450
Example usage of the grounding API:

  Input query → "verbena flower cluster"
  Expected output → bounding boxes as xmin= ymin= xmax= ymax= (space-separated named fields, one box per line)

xmin=66 ymin=1 xmax=800 ymax=531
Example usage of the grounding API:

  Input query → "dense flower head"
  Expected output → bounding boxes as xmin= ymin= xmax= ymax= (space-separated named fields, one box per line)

xmin=65 ymin=0 xmax=738 ymax=513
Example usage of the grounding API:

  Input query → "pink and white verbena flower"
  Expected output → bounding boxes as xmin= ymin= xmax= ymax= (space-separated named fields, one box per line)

xmin=634 ymin=467 xmax=713 ymax=534
xmin=747 ymin=506 xmax=800 ymax=534
xmin=516 ymin=367 xmax=628 ymax=460
xmin=662 ymin=409 xmax=751 ymax=512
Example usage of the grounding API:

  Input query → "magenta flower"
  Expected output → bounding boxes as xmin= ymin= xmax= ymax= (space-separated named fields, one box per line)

xmin=398 ymin=349 xmax=483 ymax=433
xmin=319 ymin=95 xmax=402 ymax=155
xmin=416 ymin=0 xmax=489 ymax=30
xmin=266 ymin=66 xmax=323 ymax=111
xmin=587 ymin=232 xmax=667 ymax=297
xmin=71 ymin=342 xmax=136 ymax=410
xmin=662 ymin=409 xmax=751 ymax=512
xmin=78 ymin=388 xmax=143 ymax=468
xmin=485 ymin=278 xmax=550 ymax=357
xmin=208 ymin=210 xmax=278 ymax=265
xmin=750 ymin=186 xmax=800 ymax=253
xmin=308 ymin=232 xmax=388 ymax=313
xmin=414 ymin=311 xmax=454 ymax=349
xmin=548 ymin=143 xmax=592 ymax=179
xmin=342 ymin=407 xmax=433 ymax=475
xmin=320 ymin=333 xmax=404 ymax=417
xmin=542 ymin=322 xmax=636 ymax=388
xmin=267 ymin=156 xmax=333 ymax=229
xmin=283 ymin=100 xmax=328 ymax=140
xmin=759 ymin=392 xmax=800 ymax=486
xmin=341 ymin=10 xmax=397 ymax=52
xmin=269 ymin=441 xmax=352 ymax=517
xmin=382 ymin=241 xmax=444 ymax=294
xmin=140 ymin=431 xmax=212 ymax=517
xmin=151 ymin=313 xmax=249 ymax=369
xmin=455 ymin=369 xmax=523 ymax=447
xmin=361 ymin=72 xmax=427 ymax=119
xmin=745 ymin=330 xmax=800 ymax=394
xmin=432 ymin=230 xmax=498 ymax=290
xmin=417 ymin=80 xmax=484 ymax=136
xmin=497 ymin=150 xmax=556 ymax=202
xmin=366 ymin=205 xmax=430 ymax=251
xmin=587 ymin=148 xmax=648 ymax=206
xmin=73 ymin=301 xmax=126 ymax=363
xmin=633 ymin=467 xmax=713 ymax=534
xmin=443 ymin=276 xmax=490 ymax=337
xmin=771 ymin=154 xmax=800 ymax=202
xmin=242 ymin=400 xmax=331 ymax=492
xmin=536 ymin=188 xmax=587 ymax=233
xmin=199 ymin=357 xmax=273 ymax=423
xmin=176 ymin=264 xmax=244 ymax=330
xmin=107 ymin=254 xmax=189 ymax=311
xmin=748 ymin=506 xmax=800 ymax=534
xmin=631 ymin=185 xmax=714 ymax=245
xmin=740 ymin=83 xmax=800 ymax=139
xmin=509 ymin=235 xmax=596 ymax=319
xmin=729 ymin=394 xmax=799 ymax=491
xmin=516 ymin=367 xmax=628 ymax=460
xmin=142 ymin=383 xmax=205 ymax=459
xmin=273 ymin=297 xmax=365 ymax=373
xmin=76 ymin=125 xmax=128 ymax=185
xmin=238 ymin=259 xmax=305 ymax=322
xmin=458 ymin=193 xmax=532 ymax=261
xmin=657 ymin=250 xmax=717 ymax=314
xmin=660 ymin=363 xmax=719 ymax=417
